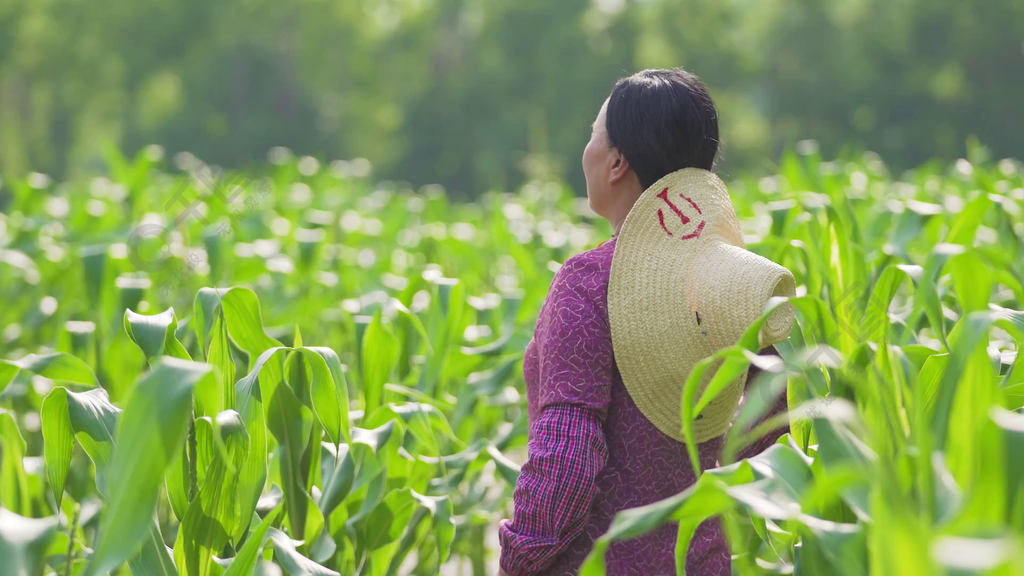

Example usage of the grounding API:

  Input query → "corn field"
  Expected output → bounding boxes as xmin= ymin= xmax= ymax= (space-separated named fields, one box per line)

xmin=1 ymin=143 xmax=1024 ymax=575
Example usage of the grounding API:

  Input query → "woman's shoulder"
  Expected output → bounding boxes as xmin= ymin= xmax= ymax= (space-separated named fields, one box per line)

xmin=546 ymin=237 xmax=616 ymax=315
xmin=556 ymin=236 xmax=616 ymax=283
xmin=530 ymin=238 xmax=619 ymax=415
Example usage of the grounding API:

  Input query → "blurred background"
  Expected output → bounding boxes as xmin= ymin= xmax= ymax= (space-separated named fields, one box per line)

xmin=0 ymin=0 xmax=1022 ymax=196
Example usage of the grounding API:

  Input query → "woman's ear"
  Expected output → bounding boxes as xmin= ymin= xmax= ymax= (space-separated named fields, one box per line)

xmin=608 ymin=149 xmax=631 ymax=185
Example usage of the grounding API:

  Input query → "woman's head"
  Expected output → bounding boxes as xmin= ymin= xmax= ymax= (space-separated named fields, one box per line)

xmin=582 ymin=68 xmax=720 ymax=232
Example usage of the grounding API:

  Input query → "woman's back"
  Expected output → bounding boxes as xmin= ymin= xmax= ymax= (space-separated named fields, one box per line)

xmin=508 ymin=238 xmax=725 ymax=575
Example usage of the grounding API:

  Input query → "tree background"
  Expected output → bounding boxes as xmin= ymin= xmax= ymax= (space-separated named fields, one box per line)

xmin=0 ymin=0 xmax=1021 ymax=196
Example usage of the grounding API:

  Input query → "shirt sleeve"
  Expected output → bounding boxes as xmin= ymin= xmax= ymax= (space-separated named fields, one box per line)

xmin=736 ymin=345 xmax=790 ymax=460
xmin=498 ymin=404 xmax=608 ymax=575
xmin=531 ymin=251 xmax=615 ymax=417
xmin=499 ymin=250 xmax=615 ymax=574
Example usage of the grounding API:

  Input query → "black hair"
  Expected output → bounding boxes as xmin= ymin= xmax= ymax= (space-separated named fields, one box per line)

xmin=605 ymin=68 xmax=720 ymax=190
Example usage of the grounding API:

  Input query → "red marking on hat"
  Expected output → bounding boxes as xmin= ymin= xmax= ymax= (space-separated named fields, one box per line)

xmin=678 ymin=220 xmax=705 ymax=240
xmin=680 ymin=193 xmax=702 ymax=214
xmin=658 ymin=208 xmax=672 ymax=236
xmin=656 ymin=187 xmax=705 ymax=240
xmin=657 ymin=188 xmax=690 ymax=224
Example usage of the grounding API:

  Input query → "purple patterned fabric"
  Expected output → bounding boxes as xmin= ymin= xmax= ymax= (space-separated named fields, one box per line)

xmin=498 ymin=404 xmax=608 ymax=574
xmin=498 ymin=236 xmax=788 ymax=576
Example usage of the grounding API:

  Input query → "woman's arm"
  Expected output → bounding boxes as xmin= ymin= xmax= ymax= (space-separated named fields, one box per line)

xmin=497 ymin=403 xmax=608 ymax=576
xmin=498 ymin=250 xmax=613 ymax=574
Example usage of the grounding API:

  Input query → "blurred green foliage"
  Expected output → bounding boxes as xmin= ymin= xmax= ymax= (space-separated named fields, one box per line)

xmin=2 ymin=141 xmax=1024 ymax=574
xmin=0 ymin=0 xmax=1022 ymax=195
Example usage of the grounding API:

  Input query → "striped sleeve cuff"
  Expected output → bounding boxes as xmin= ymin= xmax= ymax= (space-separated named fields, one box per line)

xmin=498 ymin=404 xmax=608 ymax=575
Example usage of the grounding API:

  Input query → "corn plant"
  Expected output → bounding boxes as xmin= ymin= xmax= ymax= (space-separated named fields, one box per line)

xmin=0 ymin=146 xmax=571 ymax=574
xmin=581 ymin=146 xmax=1024 ymax=575
xmin=2 ymin=143 xmax=1023 ymax=574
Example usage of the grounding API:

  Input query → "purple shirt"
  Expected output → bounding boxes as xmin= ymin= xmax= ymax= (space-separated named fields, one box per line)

xmin=498 ymin=236 xmax=788 ymax=575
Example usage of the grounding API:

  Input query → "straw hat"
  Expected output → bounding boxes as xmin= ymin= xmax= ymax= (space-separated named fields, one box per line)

xmin=607 ymin=168 xmax=796 ymax=444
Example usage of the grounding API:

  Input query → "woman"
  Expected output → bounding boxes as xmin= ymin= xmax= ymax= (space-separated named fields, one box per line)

xmin=497 ymin=68 xmax=792 ymax=576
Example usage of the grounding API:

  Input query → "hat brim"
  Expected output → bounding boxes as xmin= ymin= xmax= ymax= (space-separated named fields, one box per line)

xmin=608 ymin=168 xmax=796 ymax=443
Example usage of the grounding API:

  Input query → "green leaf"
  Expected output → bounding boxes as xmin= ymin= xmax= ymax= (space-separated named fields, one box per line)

xmin=40 ymin=388 xmax=74 ymax=510
xmin=416 ymin=279 xmax=465 ymax=395
xmin=928 ymin=312 xmax=994 ymax=453
xmin=860 ymin=264 xmax=913 ymax=343
xmin=949 ymin=251 xmax=993 ymax=314
xmin=194 ymin=417 xmax=216 ymax=489
xmin=915 ymin=250 xmax=951 ymax=350
xmin=318 ymin=444 xmax=354 ymax=519
xmin=0 ymin=412 xmax=30 ymax=515
xmin=680 ymin=297 xmax=797 ymax=475
xmin=390 ymin=298 xmax=432 ymax=355
xmin=221 ymin=288 xmax=284 ymax=364
xmin=0 ymin=352 xmax=98 ymax=394
xmin=268 ymin=528 xmax=340 ymax=576
xmin=87 ymin=358 xmax=217 ymax=576
xmin=208 ymin=313 xmax=237 ymax=410
xmin=174 ymin=410 xmax=250 ymax=576
xmin=41 ymin=387 xmax=120 ymax=498
xmin=410 ymin=491 xmax=454 ymax=567
xmin=486 ymin=444 xmax=521 ymax=486
xmin=946 ymin=193 xmax=992 ymax=246
xmin=796 ymin=516 xmax=867 ymax=576
xmin=295 ymin=349 xmax=343 ymax=447
xmin=124 ymin=307 xmax=191 ymax=361
xmin=0 ymin=507 xmax=58 ymax=576
xmin=80 ymin=244 xmax=107 ymax=304
xmin=166 ymin=446 xmax=190 ymax=522
xmin=459 ymin=331 xmax=512 ymax=356
xmin=384 ymin=508 xmax=430 ymax=576
xmin=581 ymin=444 xmax=813 ymax=575
xmin=930 ymin=451 xmax=962 ymax=526
xmin=194 ymin=288 xmax=230 ymax=357
xmin=363 ymin=402 xmax=459 ymax=458
xmin=364 ymin=488 xmax=417 ymax=551
xmin=361 ymin=310 xmax=399 ymax=414
xmin=222 ymin=506 xmax=281 ymax=576
xmin=991 ymin=407 xmax=1024 ymax=525
xmin=218 ymin=288 xmax=286 ymax=543
xmin=580 ymin=471 xmax=738 ymax=576
xmin=0 ymin=363 xmax=16 ymax=394
xmin=811 ymin=407 xmax=874 ymax=519
xmin=347 ymin=421 xmax=403 ymax=494
xmin=233 ymin=347 xmax=286 ymax=543
xmin=302 ymin=347 xmax=349 ymax=444
xmin=128 ymin=521 xmax=177 ymax=576
xmin=266 ymin=372 xmax=321 ymax=545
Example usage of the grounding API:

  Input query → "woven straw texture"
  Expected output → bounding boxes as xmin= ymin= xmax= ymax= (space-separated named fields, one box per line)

xmin=607 ymin=168 xmax=796 ymax=443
